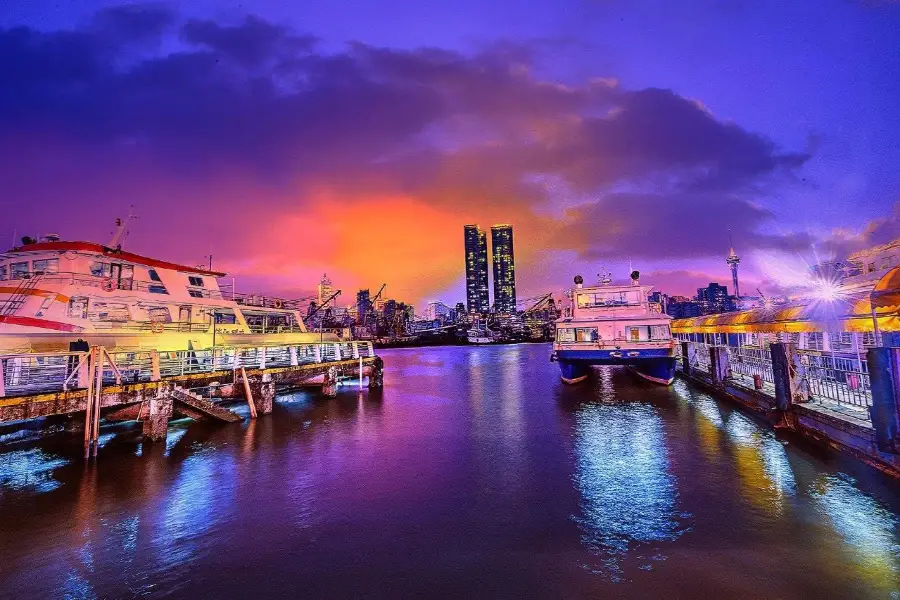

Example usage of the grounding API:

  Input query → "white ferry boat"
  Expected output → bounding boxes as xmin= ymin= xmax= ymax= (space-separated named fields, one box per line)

xmin=551 ymin=271 xmax=676 ymax=385
xmin=0 ymin=228 xmax=341 ymax=353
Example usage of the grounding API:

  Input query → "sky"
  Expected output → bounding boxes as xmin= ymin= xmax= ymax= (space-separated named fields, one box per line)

xmin=2 ymin=0 xmax=900 ymax=309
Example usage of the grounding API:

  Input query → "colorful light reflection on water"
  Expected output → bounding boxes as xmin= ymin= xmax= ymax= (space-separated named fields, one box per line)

xmin=0 ymin=344 xmax=898 ymax=598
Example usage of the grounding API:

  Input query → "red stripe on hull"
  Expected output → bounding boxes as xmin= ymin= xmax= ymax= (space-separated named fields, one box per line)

xmin=0 ymin=315 xmax=82 ymax=332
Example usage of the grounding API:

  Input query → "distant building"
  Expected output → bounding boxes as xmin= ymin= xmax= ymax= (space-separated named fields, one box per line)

xmin=696 ymin=282 xmax=735 ymax=315
xmin=464 ymin=225 xmax=490 ymax=313
xmin=666 ymin=295 xmax=702 ymax=319
xmin=490 ymin=224 xmax=517 ymax=314
xmin=455 ymin=302 xmax=466 ymax=319
xmin=424 ymin=301 xmax=454 ymax=322
xmin=356 ymin=289 xmax=371 ymax=325
xmin=317 ymin=273 xmax=334 ymax=307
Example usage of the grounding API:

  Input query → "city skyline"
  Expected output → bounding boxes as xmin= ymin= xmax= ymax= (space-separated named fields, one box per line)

xmin=2 ymin=1 xmax=900 ymax=306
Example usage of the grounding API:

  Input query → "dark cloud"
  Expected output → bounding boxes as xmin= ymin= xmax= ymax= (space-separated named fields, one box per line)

xmin=553 ymin=192 xmax=813 ymax=260
xmin=0 ymin=5 xmax=811 ymax=262
xmin=181 ymin=16 xmax=316 ymax=66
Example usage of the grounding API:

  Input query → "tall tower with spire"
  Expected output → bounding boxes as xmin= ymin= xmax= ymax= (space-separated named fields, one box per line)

xmin=726 ymin=241 xmax=741 ymax=299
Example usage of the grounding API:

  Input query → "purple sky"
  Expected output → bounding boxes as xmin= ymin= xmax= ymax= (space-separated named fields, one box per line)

xmin=2 ymin=0 xmax=900 ymax=304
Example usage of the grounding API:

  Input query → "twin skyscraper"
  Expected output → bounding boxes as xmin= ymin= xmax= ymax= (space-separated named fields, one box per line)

xmin=463 ymin=224 xmax=517 ymax=314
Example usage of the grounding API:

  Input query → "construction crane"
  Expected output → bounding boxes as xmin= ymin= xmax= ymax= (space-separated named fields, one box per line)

xmin=519 ymin=293 xmax=555 ymax=313
xmin=304 ymin=290 xmax=341 ymax=322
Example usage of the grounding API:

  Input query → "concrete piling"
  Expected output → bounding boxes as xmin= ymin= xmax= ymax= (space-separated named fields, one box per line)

xmin=681 ymin=342 xmax=695 ymax=377
xmin=369 ymin=356 xmax=384 ymax=389
xmin=322 ymin=367 xmax=338 ymax=398
xmin=142 ymin=391 xmax=173 ymax=442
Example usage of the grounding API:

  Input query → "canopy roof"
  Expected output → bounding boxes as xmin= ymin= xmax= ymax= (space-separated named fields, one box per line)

xmin=672 ymin=266 xmax=900 ymax=334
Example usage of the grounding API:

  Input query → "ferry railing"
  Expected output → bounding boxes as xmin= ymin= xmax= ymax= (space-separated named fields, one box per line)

xmin=799 ymin=349 xmax=872 ymax=410
xmin=17 ymin=272 xmax=225 ymax=299
xmin=0 ymin=341 xmax=376 ymax=397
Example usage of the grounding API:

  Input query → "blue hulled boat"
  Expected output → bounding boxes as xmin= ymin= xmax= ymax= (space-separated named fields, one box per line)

xmin=551 ymin=271 xmax=676 ymax=385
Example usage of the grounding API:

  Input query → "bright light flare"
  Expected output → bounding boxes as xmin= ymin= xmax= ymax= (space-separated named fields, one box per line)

xmin=811 ymin=278 xmax=842 ymax=303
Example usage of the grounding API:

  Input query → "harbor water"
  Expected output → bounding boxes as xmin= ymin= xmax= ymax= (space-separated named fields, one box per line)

xmin=1 ymin=344 xmax=899 ymax=598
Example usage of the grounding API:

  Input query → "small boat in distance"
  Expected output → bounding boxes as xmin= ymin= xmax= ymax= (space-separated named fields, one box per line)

xmin=551 ymin=271 xmax=676 ymax=385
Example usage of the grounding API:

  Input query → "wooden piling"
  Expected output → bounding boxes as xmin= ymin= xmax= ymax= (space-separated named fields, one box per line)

xmin=241 ymin=367 xmax=258 ymax=418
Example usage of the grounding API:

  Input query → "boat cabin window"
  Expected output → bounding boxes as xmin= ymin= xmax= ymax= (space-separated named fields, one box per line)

xmin=148 ymin=269 xmax=162 ymax=282
xmin=188 ymin=289 xmax=204 ymax=298
xmin=32 ymin=258 xmax=59 ymax=275
xmin=212 ymin=309 xmax=237 ymax=324
xmin=147 ymin=306 xmax=172 ymax=322
xmin=0 ymin=265 xmax=6 ymax=280
xmin=577 ymin=290 xmax=642 ymax=308
xmin=90 ymin=261 xmax=110 ymax=277
xmin=650 ymin=325 xmax=670 ymax=340
xmin=89 ymin=301 xmax=130 ymax=321
xmin=188 ymin=276 xmax=204 ymax=287
xmin=556 ymin=327 xmax=598 ymax=342
xmin=10 ymin=262 xmax=30 ymax=280
xmin=68 ymin=297 xmax=89 ymax=319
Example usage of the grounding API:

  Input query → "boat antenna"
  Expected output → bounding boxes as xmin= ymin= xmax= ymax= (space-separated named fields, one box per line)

xmin=108 ymin=206 xmax=137 ymax=250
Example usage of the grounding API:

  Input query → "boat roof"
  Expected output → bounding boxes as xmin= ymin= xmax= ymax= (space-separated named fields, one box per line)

xmin=3 ymin=241 xmax=226 ymax=278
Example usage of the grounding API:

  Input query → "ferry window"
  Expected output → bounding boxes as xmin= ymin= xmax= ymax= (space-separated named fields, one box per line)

xmin=148 ymin=269 xmax=162 ymax=282
xmin=0 ymin=265 xmax=6 ymax=280
xmin=90 ymin=261 xmax=110 ymax=277
xmin=90 ymin=301 xmax=129 ymax=321
xmin=120 ymin=264 xmax=134 ymax=290
xmin=147 ymin=306 xmax=172 ymax=322
xmin=188 ymin=276 xmax=204 ymax=287
xmin=556 ymin=328 xmax=576 ymax=342
xmin=575 ymin=327 xmax=598 ymax=342
xmin=650 ymin=325 xmax=670 ymax=340
xmin=32 ymin=258 xmax=59 ymax=274
xmin=867 ymin=262 xmax=876 ymax=273
xmin=188 ymin=289 xmax=204 ymax=298
xmin=68 ymin=297 xmax=89 ymax=319
xmin=10 ymin=262 xmax=30 ymax=279
xmin=213 ymin=309 xmax=237 ymax=324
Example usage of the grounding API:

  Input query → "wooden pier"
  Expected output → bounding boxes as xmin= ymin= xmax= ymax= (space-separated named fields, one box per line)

xmin=0 ymin=342 xmax=382 ymax=452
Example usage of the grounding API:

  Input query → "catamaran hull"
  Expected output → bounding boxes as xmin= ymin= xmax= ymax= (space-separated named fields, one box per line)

xmin=556 ymin=349 xmax=676 ymax=386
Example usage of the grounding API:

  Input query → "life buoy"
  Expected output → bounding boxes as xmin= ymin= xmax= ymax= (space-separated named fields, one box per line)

xmin=101 ymin=278 xmax=116 ymax=292
xmin=151 ymin=322 xmax=164 ymax=334
xmin=273 ymin=298 xmax=284 ymax=309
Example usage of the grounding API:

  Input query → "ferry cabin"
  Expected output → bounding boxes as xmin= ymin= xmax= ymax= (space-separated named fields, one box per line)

xmin=0 ymin=240 xmax=334 ymax=352
xmin=555 ymin=283 xmax=673 ymax=348
xmin=553 ymin=280 xmax=676 ymax=384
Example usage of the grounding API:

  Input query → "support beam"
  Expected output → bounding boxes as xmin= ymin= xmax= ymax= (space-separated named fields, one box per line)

xmin=771 ymin=342 xmax=807 ymax=411
xmin=868 ymin=347 xmax=900 ymax=453
xmin=709 ymin=346 xmax=731 ymax=386
xmin=249 ymin=373 xmax=275 ymax=415
xmin=681 ymin=342 xmax=695 ymax=377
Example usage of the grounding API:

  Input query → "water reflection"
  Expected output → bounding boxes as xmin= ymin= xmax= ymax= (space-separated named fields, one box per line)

xmin=810 ymin=473 xmax=900 ymax=582
xmin=0 ymin=448 xmax=68 ymax=493
xmin=571 ymin=383 xmax=687 ymax=580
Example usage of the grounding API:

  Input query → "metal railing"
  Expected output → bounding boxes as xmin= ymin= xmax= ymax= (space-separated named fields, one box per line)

xmin=0 ymin=341 xmax=375 ymax=397
xmin=727 ymin=345 xmax=775 ymax=390
xmin=799 ymin=350 xmax=871 ymax=409
xmin=675 ymin=338 xmax=873 ymax=416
